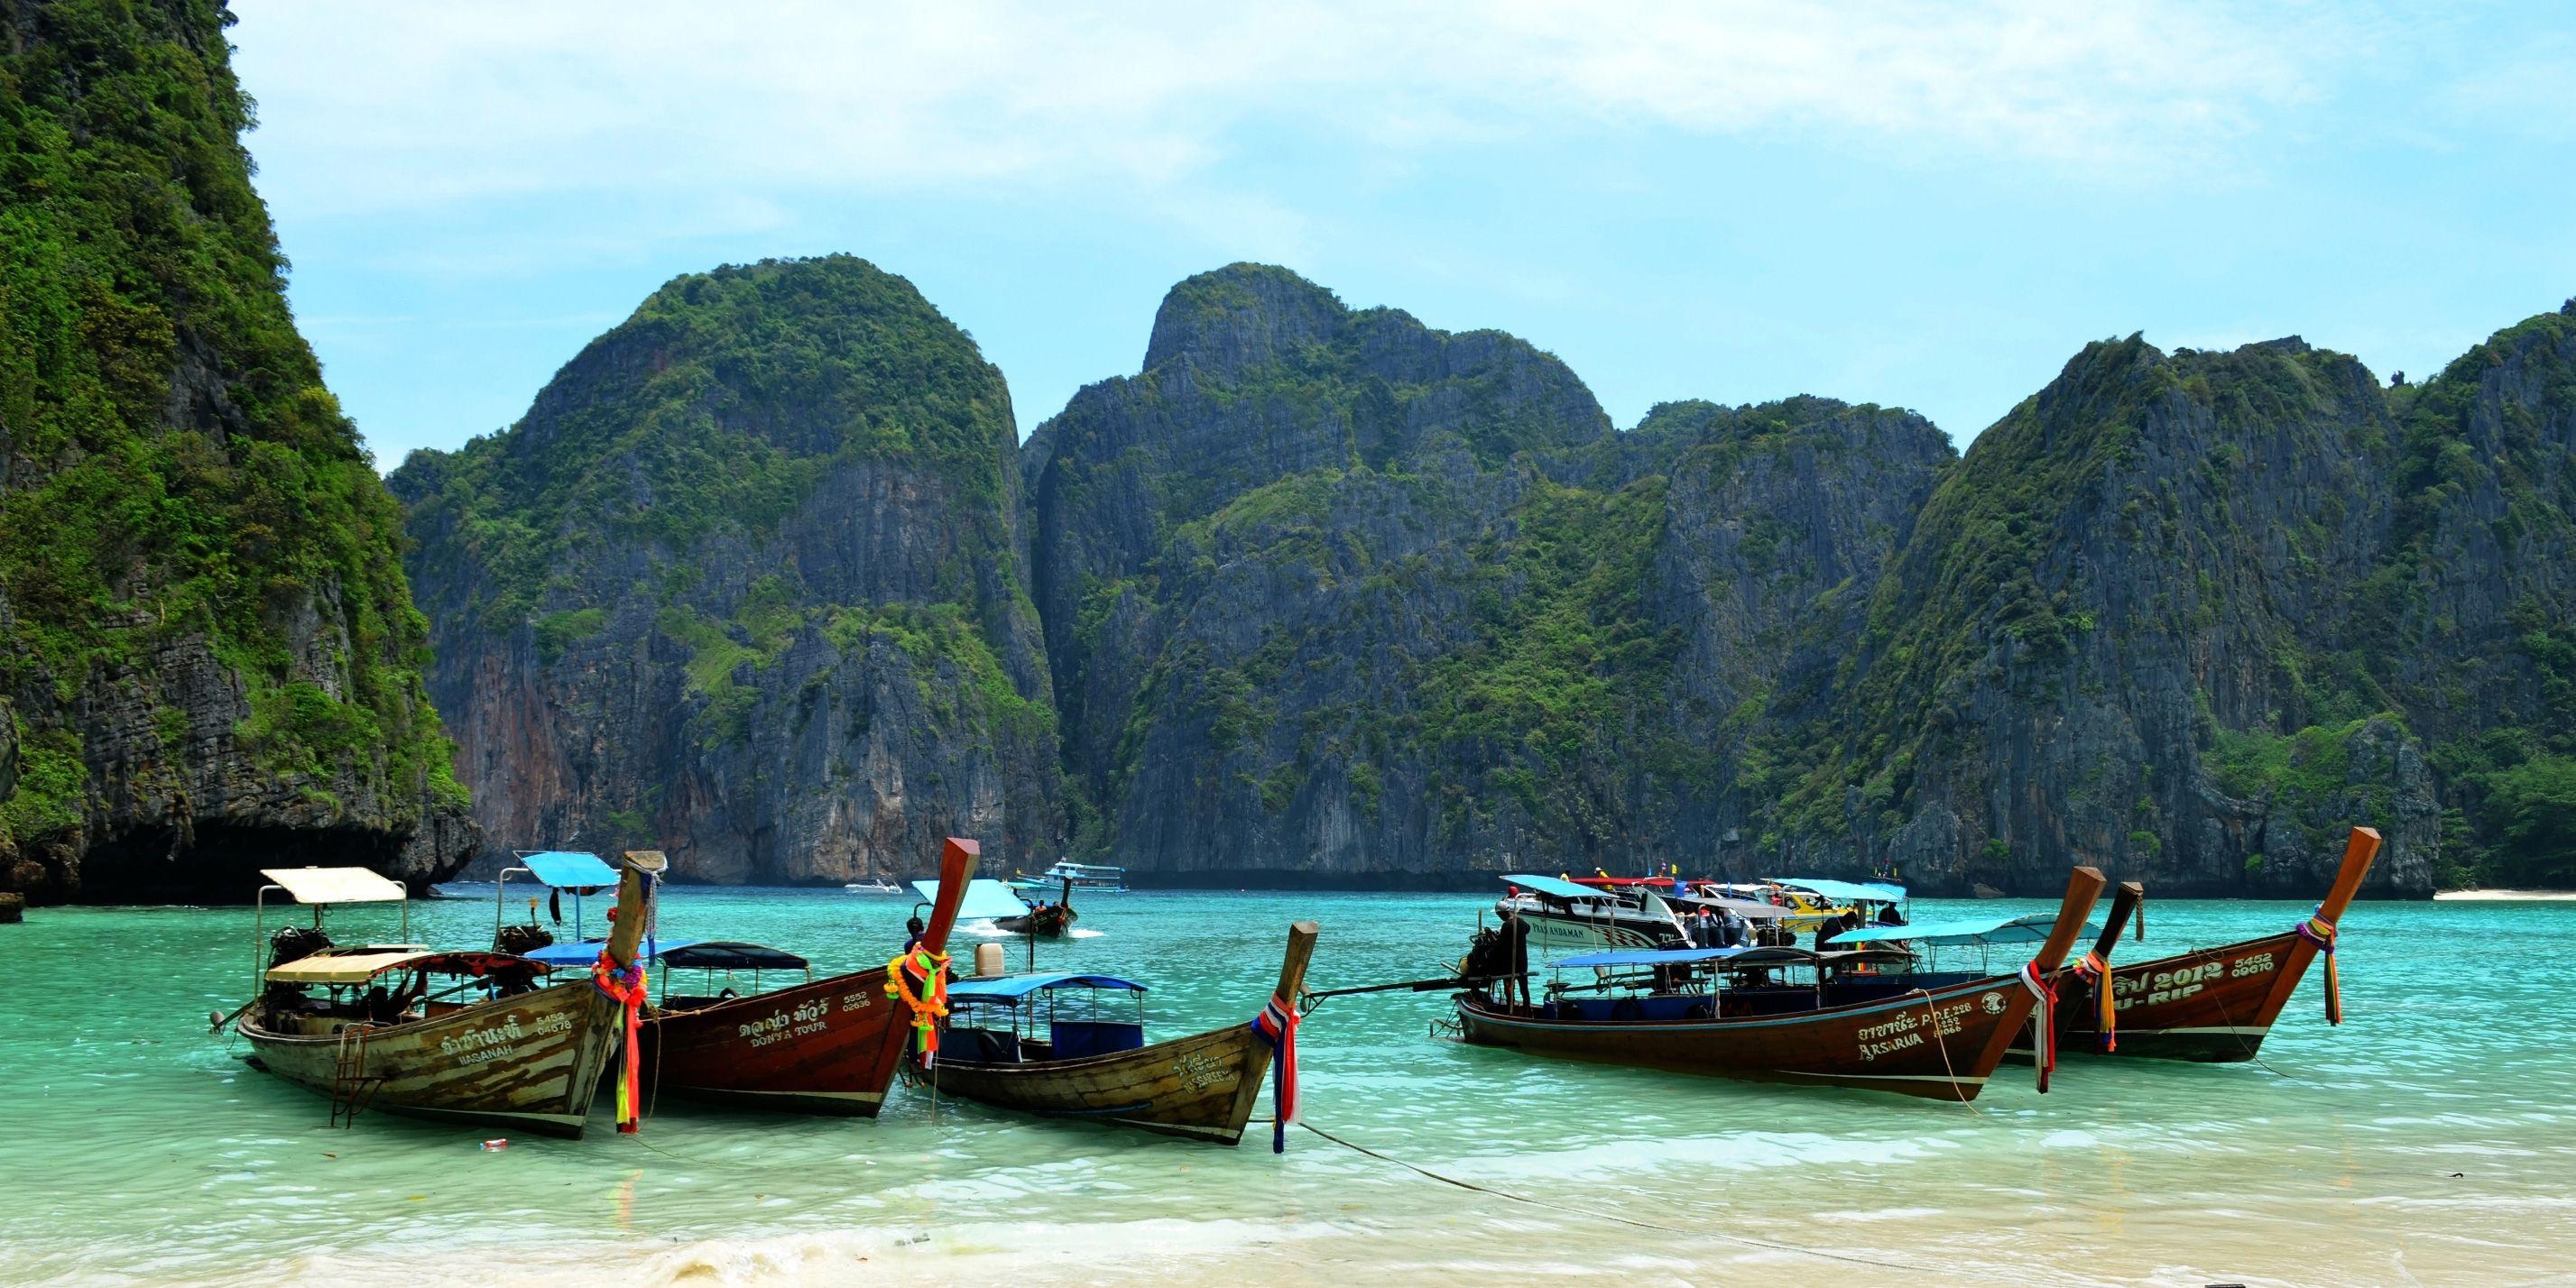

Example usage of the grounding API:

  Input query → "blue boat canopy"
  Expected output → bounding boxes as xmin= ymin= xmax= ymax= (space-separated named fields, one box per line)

xmin=912 ymin=878 xmax=1031 ymax=921
xmin=659 ymin=941 xmax=808 ymax=971
xmin=1501 ymin=873 xmax=1615 ymax=902
xmin=1828 ymin=913 xmax=2098 ymax=947
xmin=518 ymin=851 xmax=620 ymax=888
xmin=1769 ymin=877 xmax=1907 ymax=905
xmin=946 ymin=971 xmax=1147 ymax=1001
xmin=1550 ymin=945 xmax=1827 ymax=970
xmin=521 ymin=937 xmax=706 ymax=969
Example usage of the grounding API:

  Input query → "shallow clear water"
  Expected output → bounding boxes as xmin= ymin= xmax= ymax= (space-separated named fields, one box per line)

xmin=2 ymin=888 xmax=2570 ymax=1286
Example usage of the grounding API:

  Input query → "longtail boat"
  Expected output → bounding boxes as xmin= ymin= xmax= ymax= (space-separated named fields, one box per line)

xmin=606 ymin=837 xmax=980 ymax=1116
xmin=2049 ymin=825 xmax=2380 ymax=1062
xmin=995 ymin=875 xmax=1079 ymax=937
xmin=1454 ymin=866 xmax=2106 ymax=1101
xmin=917 ymin=921 xmax=1320 ymax=1145
xmin=230 ymin=853 xmax=661 ymax=1136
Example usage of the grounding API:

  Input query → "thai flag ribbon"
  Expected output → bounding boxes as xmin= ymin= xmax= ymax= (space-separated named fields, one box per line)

xmin=2018 ymin=962 xmax=2057 ymax=1093
xmin=1252 ymin=992 xmax=1299 ymax=1155
xmin=2295 ymin=907 xmax=2341 ymax=1026
xmin=2073 ymin=950 xmax=2117 ymax=1052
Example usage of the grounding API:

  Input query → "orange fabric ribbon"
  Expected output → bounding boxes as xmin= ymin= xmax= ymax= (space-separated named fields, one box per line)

xmin=886 ymin=948 xmax=950 ymax=1066
xmin=2073 ymin=950 xmax=2118 ymax=1052
xmin=590 ymin=955 xmax=649 ymax=1133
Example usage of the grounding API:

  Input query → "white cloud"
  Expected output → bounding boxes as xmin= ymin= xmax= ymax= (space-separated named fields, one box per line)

xmin=230 ymin=0 xmax=2349 ymax=218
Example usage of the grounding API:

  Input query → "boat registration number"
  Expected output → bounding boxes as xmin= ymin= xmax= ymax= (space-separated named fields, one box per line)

xmin=740 ymin=998 xmax=833 ymax=1048
xmin=2112 ymin=952 xmax=2275 ymax=1009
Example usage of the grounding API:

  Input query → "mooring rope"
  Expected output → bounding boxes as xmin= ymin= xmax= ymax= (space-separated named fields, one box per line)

xmin=1290 ymin=1118 xmax=1959 ymax=1274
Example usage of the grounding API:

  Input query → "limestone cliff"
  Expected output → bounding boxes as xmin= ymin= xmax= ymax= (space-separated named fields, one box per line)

xmin=1028 ymin=265 xmax=1954 ymax=883
xmin=0 ymin=0 xmax=477 ymax=902
xmin=1028 ymin=270 xmax=2576 ymax=893
xmin=391 ymin=256 xmax=1060 ymax=882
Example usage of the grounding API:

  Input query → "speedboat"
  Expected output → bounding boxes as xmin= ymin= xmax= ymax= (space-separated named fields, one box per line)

xmin=1008 ymin=860 xmax=1127 ymax=893
xmin=1493 ymin=873 xmax=1694 ymax=954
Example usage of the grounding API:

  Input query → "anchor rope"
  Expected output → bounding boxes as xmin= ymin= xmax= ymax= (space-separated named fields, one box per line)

xmin=1291 ymin=1118 xmax=1981 ymax=1275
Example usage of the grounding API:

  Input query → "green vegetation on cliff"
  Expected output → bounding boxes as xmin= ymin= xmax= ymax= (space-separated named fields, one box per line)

xmin=0 ymin=0 xmax=462 ymax=871
xmin=400 ymin=256 xmax=1020 ymax=632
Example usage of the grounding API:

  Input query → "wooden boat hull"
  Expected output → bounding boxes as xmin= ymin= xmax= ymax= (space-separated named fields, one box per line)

xmin=995 ymin=907 xmax=1076 ymax=937
xmin=632 ymin=836 xmax=982 ymax=1116
xmin=2042 ymin=929 xmax=2311 ymax=1063
xmin=921 ymin=920 xmax=1319 ymax=1145
xmin=2034 ymin=826 xmax=2380 ymax=1063
xmin=636 ymin=967 xmax=909 ymax=1116
xmin=1455 ymin=974 xmax=2042 ymax=1101
xmin=922 ymin=1021 xmax=1276 ymax=1144
xmin=1460 ymin=867 xmax=2106 ymax=1101
xmin=239 ymin=980 xmax=618 ymax=1136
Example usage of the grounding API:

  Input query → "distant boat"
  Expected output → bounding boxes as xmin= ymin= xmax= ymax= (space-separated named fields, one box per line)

xmin=842 ymin=879 xmax=905 ymax=894
xmin=1495 ymin=873 xmax=1690 ymax=953
xmin=1007 ymin=860 xmax=1127 ymax=893
xmin=998 ymin=874 xmax=1080 ymax=937
xmin=919 ymin=921 xmax=1318 ymax=1144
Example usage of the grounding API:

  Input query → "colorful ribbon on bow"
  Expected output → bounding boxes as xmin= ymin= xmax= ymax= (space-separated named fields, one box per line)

xmin=589 ymin=954 xmax=649 ymax=1133
xmin=2072 ymin=950 xmax=2118 ymax=1052
xmin=2018 ymin=961 xmax=2058 ymax=1093
xmin=2295 ymin=906 xmax=2341 ymax=1026
xmin=886 ymin=948 xmax=950 ymax=1066
xmin=1251 ymin=993 xmax=1299 ymax=1155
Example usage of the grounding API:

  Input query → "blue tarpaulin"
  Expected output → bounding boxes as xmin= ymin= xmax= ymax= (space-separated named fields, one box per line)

xmin=521 ymin=937 xmax=704 ymax=969
xmin=946 ymin=971 xmax=1146 ymax=1001
xmin=1827 ymin=914 xmax=2098 ymax=947
xmin=1769 ymin=877 xmax=1907 ymax=905
xmin=518 ymin=851 xmax=619 ymax=888
xmin=1500 ymin=873 xmax=1617 ymax=901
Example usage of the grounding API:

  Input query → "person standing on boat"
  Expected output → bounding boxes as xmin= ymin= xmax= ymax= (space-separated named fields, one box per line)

xmin=1498 ymin=906 xmax=1533 ymax=1009
xmin=903 ymin=915 xmax=927 ymax=952
xmin=1814 ymin=911 xmax=1849 ymax=952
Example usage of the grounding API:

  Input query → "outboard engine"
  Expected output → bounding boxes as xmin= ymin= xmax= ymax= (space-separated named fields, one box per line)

xmin=494 ymin=923 xmax=556 ymax=956
xmin=268 ymin=925 xmax=334 ymax=969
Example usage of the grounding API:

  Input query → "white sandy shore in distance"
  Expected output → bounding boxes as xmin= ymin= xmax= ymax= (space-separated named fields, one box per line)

xmin=2433 ymin=888 xmax=2576 ymax=901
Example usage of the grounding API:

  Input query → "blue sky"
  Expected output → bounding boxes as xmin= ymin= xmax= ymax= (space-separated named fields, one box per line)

xmin=226 ymin=2 xmax=2576 ymax=471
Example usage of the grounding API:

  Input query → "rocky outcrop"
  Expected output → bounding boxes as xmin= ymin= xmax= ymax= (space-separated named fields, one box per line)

xmin=0 ymin=0 xmax=477 ymax=903
xmin=1028 ymin=266 xmax=1958 ymax=883
xmin=392 ymin=256 xmax=1061 ymax=883
xmin=1025 ymin=270 xmax=2576 ymax=894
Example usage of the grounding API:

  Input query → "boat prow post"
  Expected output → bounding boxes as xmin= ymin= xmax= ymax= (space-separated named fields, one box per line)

xmin=605 ymin=850 xmax=667 ymax=971
xmin=2254 ymin=824 xmax=2381 ymax=1028
xmin=920 ymin=838 xmax=982 ymax=956
xmin=1971 ymin=865 xmax=2106 ymax=1091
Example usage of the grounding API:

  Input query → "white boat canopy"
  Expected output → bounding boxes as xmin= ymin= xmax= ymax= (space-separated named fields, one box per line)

xmin=261 ymin=867 xmax=405 ymax=904
xmin=914 ymin=877 xmax=1035 ymax=921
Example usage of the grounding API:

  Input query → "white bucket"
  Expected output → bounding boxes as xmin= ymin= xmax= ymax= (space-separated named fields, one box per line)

xmin=974 ymin=942 xmax=1005 ymax=978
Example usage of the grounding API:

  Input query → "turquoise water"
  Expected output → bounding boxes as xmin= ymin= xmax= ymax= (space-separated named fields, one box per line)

xmin=2 ymin=888 xmax=2571 ymax=1286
